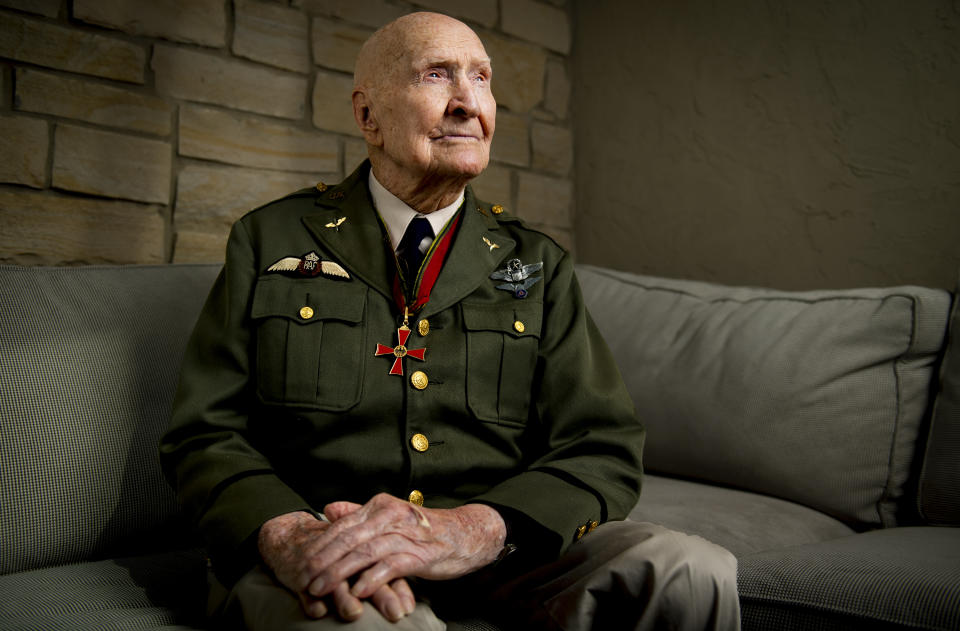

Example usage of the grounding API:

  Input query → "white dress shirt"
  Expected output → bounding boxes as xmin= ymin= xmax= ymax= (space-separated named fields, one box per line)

xmin=368 ymin=170 xmax=464 ymax=254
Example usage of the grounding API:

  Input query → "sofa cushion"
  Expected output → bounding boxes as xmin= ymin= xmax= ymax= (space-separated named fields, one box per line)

xmin=737 ymin=527 xmax=960 ymax=631
xmin=0 ymin=548 xmax=207 ymax=631
xmin=919 ymin=271 xmax=960 ymax=525
xmin=628 ymin=475 xmax=855 ymax=558
xmin=577 ymin=265 xmax=951 ymax=528
xmin=0 ymin=264 xmax=220 ymax=575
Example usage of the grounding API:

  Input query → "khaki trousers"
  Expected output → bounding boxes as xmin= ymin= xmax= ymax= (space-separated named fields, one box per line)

xmin=211 ymin=521 xmax=740 ymax=631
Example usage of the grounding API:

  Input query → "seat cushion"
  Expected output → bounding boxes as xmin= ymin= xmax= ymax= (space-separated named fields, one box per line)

xmin=0 ymin=549 xmax=207 ymax=631
xmin=738 ymin=526 xmax=960 ymax=631
xmin=577 ymin=265 xmax=951 ymax=529
xmin=628 ymin=474 xmax=855 ymax=557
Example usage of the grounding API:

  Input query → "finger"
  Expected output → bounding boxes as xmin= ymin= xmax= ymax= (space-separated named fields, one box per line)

xmin=309 ymin=533 xmax=419 ymax=598
xmin=298 ymin=593 xmax=328 ymax=619
xmin=390 ymin=577 xmax=417 ymax=615
xmin=370 ymin=580 xmax=407 ymax=623
xmin=352 ymin=554 xmax=420 ymax=599
xmin=303 ymin=500 xmax=425 ymax=593
xmin=332 ymin=580 xmax=364 ymax=622
xmin=323 ymin=501 xmax=363 ymax=522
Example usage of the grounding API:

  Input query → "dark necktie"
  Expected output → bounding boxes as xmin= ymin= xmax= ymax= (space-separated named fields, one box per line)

xmin=396 ymin=217 xmax=434 ymax=286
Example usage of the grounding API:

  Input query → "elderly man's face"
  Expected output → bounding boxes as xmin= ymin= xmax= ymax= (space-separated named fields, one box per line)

xmin=369 ymin=19 xmax=495 ymax=182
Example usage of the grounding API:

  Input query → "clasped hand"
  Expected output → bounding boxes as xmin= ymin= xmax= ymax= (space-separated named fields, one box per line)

xmin=258 ymin=493 xmax=506 ymax=622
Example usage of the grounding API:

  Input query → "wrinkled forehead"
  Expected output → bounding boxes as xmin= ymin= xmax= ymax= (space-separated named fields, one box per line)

xmin=390 ymin=22 xmax=491 ymax=74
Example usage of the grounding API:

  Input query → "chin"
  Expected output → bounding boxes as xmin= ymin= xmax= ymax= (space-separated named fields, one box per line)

xmin=438 ymin=153 xmax=489 ymax=180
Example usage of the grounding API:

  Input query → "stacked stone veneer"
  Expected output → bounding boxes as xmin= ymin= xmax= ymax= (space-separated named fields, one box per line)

xmin=0 ymin=0 xmax=573 ymax=265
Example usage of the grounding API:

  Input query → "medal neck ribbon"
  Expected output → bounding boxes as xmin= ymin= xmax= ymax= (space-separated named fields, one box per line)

xmin=386 ymin=209 xmax=463 ymax=320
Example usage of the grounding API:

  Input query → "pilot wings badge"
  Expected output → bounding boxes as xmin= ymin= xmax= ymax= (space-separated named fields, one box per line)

xmin=490 ymin=258 xmax=543 ymax=299
xmin=266 ymin=251 xmax=350 ymax=280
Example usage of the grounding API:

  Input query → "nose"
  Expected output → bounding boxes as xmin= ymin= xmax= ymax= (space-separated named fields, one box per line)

xmin=447 ymin=74 xmax=480 ymax=118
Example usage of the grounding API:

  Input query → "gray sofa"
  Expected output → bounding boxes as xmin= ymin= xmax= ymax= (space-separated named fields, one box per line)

xmin=1 ymin=262 xmax=957 ymax=630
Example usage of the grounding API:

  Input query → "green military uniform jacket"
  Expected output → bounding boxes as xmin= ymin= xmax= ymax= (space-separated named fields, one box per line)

xmin=160 ymin=162 xmax=644 ymax=581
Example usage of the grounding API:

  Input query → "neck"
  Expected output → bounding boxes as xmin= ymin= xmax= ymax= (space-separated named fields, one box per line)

xmin=370 ymin=161 xmax=468 ymax=214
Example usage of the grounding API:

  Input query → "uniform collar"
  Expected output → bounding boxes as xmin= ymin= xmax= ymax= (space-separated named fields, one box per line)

xmin=303 ymin=161 xmax=517 ymax=314
xmin=368 ymin=169 xmax=464 ymax=251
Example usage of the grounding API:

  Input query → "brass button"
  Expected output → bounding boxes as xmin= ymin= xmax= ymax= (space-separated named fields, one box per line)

xmin=315 ymin=181 xmax=327 ymax=192
xmin=513 ymin=320 xmax=525 ymax=333
xmin=588 ymin=520 xmax=599 ymax=532
xmin=575 ymin=524 xmax=587 ymax=540
xmin=299 ymin=306 xmax=314 ymax=320
xmin=491 ymin=204 xmax=504 ymax=215
xmin=410 ymin=370 xmax=428 ymax=390
xmin=408 ymin=490 xmax=424 ymax=506
xmin=411 ymin=433 xmax=429 ymax=452
xmin=417 ymin=319 xmax=430 ymax=337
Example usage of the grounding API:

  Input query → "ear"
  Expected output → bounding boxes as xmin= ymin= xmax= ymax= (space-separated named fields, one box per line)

xmin=352 ymin=89 xmax=382 ymax=146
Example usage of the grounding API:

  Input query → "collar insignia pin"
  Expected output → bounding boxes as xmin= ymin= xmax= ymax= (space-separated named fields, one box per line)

xmin=266 ymin=251 xmax=350 ymax=280
xmin=325 ymin=217 xmax=346 ymax=231
xmin=491 ymin=258 xmax=543 ymax=299
xmin=482 ymin=236 xmax=500 ymax=252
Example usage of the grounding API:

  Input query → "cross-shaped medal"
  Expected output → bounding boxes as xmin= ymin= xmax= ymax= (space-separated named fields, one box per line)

xmin=375 ymin=313 xmax=425 ymax=376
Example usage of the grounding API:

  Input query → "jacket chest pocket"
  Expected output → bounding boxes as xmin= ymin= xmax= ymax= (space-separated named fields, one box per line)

xmin=462 ymin=302 xmax=542 ymax=426
xmin=251 ymin=277 xmax=367 ymax=410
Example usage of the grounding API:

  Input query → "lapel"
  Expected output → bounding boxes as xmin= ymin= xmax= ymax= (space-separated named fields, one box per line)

xmin=419 ymin=185 xmax=516 ymax=319
xmin=302 ymin=161 xmax=517 ymax=316
xmin=302 ymin=162 xmax=395 ymax=302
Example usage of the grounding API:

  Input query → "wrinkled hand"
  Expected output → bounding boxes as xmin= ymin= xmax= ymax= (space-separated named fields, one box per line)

xmin=258 ymin=511 xmax=416 ymax=622
xmin=312 ymin=494 xmax=506 ymax=600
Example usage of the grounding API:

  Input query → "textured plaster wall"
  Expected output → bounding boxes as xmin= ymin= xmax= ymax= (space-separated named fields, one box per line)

xmin=573 ymin=0 xmax=960 ymax=290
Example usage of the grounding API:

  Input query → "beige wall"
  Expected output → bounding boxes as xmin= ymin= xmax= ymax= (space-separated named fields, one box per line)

xmin=0 ymin=0 xmax=574 ymax=265
xmin=573 ymin=1 xmax=960 ymax=290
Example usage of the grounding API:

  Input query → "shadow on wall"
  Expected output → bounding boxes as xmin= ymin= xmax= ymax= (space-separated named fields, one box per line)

xmin=573 ymin=0 xmax=960 ymax=291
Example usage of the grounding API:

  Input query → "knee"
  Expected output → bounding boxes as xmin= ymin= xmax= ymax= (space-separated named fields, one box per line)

xmin=642 ymin=525 xmax=740 ymax=629
xmin=593 ymin=521 xmax=740 ymax=629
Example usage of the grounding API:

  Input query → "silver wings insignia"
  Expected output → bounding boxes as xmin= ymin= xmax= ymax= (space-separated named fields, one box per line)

xmin=266 ymin=251 xmax=350 ymax=280
xmin=490 ymin=258 xmax=543 ymax=298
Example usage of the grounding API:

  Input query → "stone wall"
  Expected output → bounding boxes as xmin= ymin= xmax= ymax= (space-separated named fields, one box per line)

xmin=573 ymin=0 xmax=960 ymax=291
xmin=0 ymin=0 xmax=573 ymax=265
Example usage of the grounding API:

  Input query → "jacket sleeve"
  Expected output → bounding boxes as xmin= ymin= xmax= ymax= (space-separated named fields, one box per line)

xmin=470 ymin=251 xmax=644 ymax=559
xmin=159 ymin=220 xmax=310 ymax=581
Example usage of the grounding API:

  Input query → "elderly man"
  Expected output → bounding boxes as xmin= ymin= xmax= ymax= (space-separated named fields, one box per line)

xmin=161 ymin=12 xmax=739 ymax=631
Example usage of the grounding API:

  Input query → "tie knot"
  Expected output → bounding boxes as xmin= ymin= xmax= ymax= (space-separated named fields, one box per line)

xmin=397 ymin=217 xmax=434 ymax=285
xmin=398 ymin=217 xmax=434 ymax=258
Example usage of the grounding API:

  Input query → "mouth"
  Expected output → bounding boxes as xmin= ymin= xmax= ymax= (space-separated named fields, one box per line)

xmin=430 ymin=130 xmax=482 ymax=142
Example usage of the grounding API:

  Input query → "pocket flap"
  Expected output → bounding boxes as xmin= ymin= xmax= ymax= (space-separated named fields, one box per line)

xmin=462 ymin=302 xmax=542 ymax=338
xmin=251 ymin=277 xmax=365 ymax=324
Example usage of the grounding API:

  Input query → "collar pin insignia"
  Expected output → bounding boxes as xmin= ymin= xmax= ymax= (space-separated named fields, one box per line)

xmin=325 ymin=217 xmax=346 ymax=231
xmin=482 ymin=236 xmax=500 ymax=251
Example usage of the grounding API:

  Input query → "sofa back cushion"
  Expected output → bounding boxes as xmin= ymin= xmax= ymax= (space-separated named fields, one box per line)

xmin=576 ymin=265 xmax=951 ymax=529
xmin=0 ymin=264 xmax=220 ymax=575
xmin=918 ymin=272 xmax=960 ymax=525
